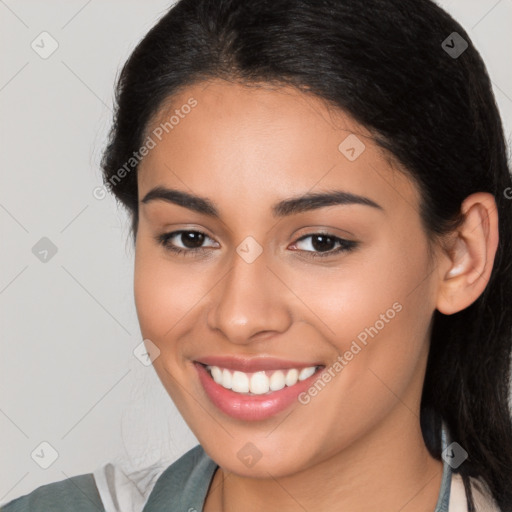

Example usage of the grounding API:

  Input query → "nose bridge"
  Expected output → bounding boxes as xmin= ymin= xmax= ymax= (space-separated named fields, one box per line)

xmin=207 ymin=242 xmax=292 ymax=343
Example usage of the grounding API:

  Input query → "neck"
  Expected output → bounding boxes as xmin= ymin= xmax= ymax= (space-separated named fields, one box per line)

xmin=205 ymin=408 xmax=444 ymax=512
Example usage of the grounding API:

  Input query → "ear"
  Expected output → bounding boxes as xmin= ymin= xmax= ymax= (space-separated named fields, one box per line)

xmin=435 ymin=192 xmax=499 ymax=315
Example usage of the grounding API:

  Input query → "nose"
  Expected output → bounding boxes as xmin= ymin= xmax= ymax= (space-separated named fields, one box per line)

xmin=206 ymin=247 xmax=293 ymax=344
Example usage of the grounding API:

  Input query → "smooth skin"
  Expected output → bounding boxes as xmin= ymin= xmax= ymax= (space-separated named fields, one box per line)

xmin=133 ymin=79 xmax=499 ymax=512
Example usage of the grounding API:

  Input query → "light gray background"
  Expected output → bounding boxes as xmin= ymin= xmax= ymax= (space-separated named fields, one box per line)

xmin=1 ymin=0 xmax=511 ymax=505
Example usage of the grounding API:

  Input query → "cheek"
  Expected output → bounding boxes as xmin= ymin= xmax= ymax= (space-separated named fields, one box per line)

xmin=133 ymin=234 xmax=208 ymax=344
xmin=283 ymin=238 xmax=435 ymax=443
xmin=286 ymin=231 xmax=435 ymax=375
xmin=133 ymin=236 xmax=210 ymax=410
xmin=289 ymin=245 xmax=428 ymax=335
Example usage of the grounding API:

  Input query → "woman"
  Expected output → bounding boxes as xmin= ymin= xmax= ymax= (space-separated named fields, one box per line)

xmin=3 ymin=0 xmax=511 ymax=510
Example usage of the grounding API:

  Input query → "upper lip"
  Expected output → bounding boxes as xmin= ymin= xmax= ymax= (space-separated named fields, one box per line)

xmin=194 ymin=356 xmax=324 ymax=372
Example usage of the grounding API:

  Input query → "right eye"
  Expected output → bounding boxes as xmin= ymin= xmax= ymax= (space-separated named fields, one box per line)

xmin=155 ymin=230 xmax=219 ymax=256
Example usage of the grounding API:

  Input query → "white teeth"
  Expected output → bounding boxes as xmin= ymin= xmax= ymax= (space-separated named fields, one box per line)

xmin=285 ymin=368 xmax=299 ymax=387
xmin=298 ymin=366 xmax=316 ymax=381
xmin=249 ymin=371 xmax=269 ymax=394
xmin=211 ymin=366 xmax=223 ymax=384
xmin=231 ymin=371 xmax=249 ymax=393
xmin=222 ymin=368 xmax=232 ymax=389
xmin=269 ymin=370 xmax=286 ymax=391
xmin=205 ymin=365 xmax=320 ymax=395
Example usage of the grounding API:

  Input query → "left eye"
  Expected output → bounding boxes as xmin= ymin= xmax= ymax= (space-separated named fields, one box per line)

xmin=155 ymin=230 xmax=358 ymax=258
xmin=290 ymin=233 xmax=358 ymax=257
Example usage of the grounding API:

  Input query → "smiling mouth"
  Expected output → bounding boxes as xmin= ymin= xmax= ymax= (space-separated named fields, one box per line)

xmin=201 ymin=363 xmax=324 ymax=395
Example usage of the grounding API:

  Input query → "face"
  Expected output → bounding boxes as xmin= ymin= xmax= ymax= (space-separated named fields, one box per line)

xmin=134 ymin=79 xmax=441 ymax=477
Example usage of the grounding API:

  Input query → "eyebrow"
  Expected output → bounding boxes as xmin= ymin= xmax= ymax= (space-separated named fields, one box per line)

xmin=140 ymin=186 xmax=383 ymax=218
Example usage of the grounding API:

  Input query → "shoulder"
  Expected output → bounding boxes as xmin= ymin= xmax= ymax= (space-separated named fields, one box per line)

xmin=141 ymin=444 xmax=218 ymax=511
xmin=1 ymin=446 xmax=217 ymax=512
xmin=0 ymin=473 xmax=104 ymax=512
xmin=449 ymin=472 xmax=502 ymax=512
xmin=470 ymin=476 xmax=502 ymax=512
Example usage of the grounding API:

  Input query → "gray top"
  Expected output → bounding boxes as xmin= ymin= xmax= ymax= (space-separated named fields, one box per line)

xmin=1 ymin=423 xmax=454 ymax=512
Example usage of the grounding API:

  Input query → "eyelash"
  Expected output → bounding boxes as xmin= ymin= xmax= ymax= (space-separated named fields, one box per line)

xmin=155 ymin=230 xmax=358 ymax=259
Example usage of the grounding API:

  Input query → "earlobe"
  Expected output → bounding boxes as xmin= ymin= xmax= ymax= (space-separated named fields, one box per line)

xmin=435 ymin=192 xmax=499 ymax=315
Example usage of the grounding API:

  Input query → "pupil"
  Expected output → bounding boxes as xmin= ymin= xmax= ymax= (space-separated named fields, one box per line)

xmin=182 ymin=232 xmax=204 ymax=248
xmin=312 ymin=235 xmax=334 ymax=252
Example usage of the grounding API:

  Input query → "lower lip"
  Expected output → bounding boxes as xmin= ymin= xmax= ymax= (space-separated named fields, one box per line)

xmin=194 ymin=362 xmax=323 ymax=421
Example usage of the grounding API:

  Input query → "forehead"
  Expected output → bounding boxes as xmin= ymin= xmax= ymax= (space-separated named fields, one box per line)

xmin=137 ymin=79 xmax=419 ymax=217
